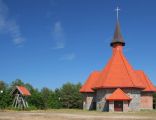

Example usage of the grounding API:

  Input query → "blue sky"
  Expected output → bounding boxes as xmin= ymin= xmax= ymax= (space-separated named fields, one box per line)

xmin=0 ymin=0 xmax=156 ymax=89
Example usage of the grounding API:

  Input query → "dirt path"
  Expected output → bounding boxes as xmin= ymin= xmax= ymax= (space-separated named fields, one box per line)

xmin=0 ymin=111 xmax=155 ymax=120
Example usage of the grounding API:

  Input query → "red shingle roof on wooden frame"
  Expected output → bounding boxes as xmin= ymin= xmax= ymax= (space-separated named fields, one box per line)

xmin=16 ymin=86 xmax=31 ymax=96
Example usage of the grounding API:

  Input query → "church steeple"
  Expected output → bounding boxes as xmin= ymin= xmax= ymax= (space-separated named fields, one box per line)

xmin=110 ymin=7 xmax=125 ymax=47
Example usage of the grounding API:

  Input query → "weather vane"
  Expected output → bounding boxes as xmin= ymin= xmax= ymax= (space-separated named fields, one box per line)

xmin=115 ymin=6 xmax=120 ymax=20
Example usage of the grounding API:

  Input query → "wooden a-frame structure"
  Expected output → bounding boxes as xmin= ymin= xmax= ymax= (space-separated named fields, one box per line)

xmin=11 ymin=86 xmax=31 ymax=109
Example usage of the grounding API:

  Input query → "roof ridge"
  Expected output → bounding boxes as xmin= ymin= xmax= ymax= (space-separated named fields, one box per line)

xmin=142 ymin=72 xmax=152 ymax=90
xmin=118 ymin=88 xmax=131 ymax=98
xmin=119 ymin=50 xmax=135 ymax=87
xmin=103 ymin=52 xmax=116 ymax=87
xmin=106 ymin=88 xmax=131 ymax=101
xmin=98 ymin=50 xmax=117 ymax=88
xmin=16 ymin=86 xmax=23 ymax=95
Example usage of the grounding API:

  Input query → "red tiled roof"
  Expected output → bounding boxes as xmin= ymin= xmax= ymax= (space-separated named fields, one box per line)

xmin=95 ymin=45 xmax=145 ymax=89
xmin=80 ymin=71 xmax=100 ymax=93
xmin=106 ymin=88 xmax=131 ymax=101
xmin=80 ymin=20 xmax=155 ymax=93
xmin=17 ymin=86 xmax=31 ymax=96
xmin=135 ymin=70 xmax=156 ymax=92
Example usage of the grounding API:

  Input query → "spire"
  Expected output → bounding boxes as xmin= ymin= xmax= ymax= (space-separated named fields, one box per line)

xmin=110 ymin=7 xmax=125 ymax=47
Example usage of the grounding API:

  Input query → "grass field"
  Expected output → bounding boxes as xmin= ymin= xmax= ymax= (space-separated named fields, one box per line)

xmin=0 ymin=109 xmax=156 ymax=120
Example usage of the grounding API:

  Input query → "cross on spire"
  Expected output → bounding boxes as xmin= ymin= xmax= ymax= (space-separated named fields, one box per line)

xmin=110 ymin=6 xmax=125 ymax=47
xmin=115 ymin=6 xmax=120 ymax=20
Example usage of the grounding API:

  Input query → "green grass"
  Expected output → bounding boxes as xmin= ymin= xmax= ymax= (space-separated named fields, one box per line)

xmin=1 ymin=108 xmax=156 ymax=117
xmin=43 ymin=109 xmax=156 ymax=117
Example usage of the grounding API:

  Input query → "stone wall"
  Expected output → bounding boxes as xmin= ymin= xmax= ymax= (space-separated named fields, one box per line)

xmin=96 ymin=88 xmax=141 ymax=112
xmin=96 ymin=89 xmax=115 ymax=111
xmin=140 ymin=92 xmax=153 ymax=109
xmin=123 ymin=89 xmax=141 ymax=111
xmin=83 ymin=88 xmax=144 ymax=112
xmin=82 ymin=93 xmax=96 ymax=110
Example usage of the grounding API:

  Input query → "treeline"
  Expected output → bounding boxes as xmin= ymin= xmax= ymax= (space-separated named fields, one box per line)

xmin=0 ymin=79 xmax=83 ymax=110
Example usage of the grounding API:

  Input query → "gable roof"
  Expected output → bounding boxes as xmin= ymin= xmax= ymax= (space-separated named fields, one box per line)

xmin=80 ymin=71 xmax=100 ymax=93
xmin=135 ymin=70 xmax=156 ymax=92
xmin=11 ymin=86 xmax=31 ymax=96
xmin=16 ymin=86 xmax=31 ymax=96
xmin=106 ymin=88 xmax=131 ymax=101
xmin=94 ymin=46 xmax=145 ymax=89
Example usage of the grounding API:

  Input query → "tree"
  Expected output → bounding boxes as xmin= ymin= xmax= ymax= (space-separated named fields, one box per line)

xmin=0 ymin=80 xmax=6 ymax=90
xmin=27 ymin=88 xmax=45 ymax=109
xmin=10 ymin=79 xmax=25 ymax=90
xmin=72 ymin=83 xmax=83 ymax=108
xmin=0 ymin=80 xmax=12 ymax=109
xmin=60 ymin=82 xmax=83 ymax=109
xmin=48 ymin=91 xmax=62 ymax=109
xmin=0 ymin=79 xmax=83 ymax=110
xmin=41 ymin=87 xmax=52 ymax=109
xmin=25 ymin=83 xmax=34 ymax=92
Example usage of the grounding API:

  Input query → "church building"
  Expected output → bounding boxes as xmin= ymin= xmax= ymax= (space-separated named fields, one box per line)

xmin=80 ymin=8 xmax=156 ymax=112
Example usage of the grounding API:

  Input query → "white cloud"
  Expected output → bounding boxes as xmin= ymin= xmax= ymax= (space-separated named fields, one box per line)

xmin=51 ymin=21 xmax=75 ymax=61
xmin=0 ymin=0 xmax=25 ymax=46
xmin=52 ymin=21 xmax=65 ymax=49
xmin=7 ymin=20 xmax=25 ymax=45
xmin=60 ymin=53 xmax=76 ymax=61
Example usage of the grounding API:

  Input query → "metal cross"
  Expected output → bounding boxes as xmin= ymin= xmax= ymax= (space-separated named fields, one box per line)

xmin=115 ymin=6 xmax=120 ymax=20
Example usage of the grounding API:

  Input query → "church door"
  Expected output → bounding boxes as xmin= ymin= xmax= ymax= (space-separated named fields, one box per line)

xmin=114 ymin=101 xmax=123 ymax=111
